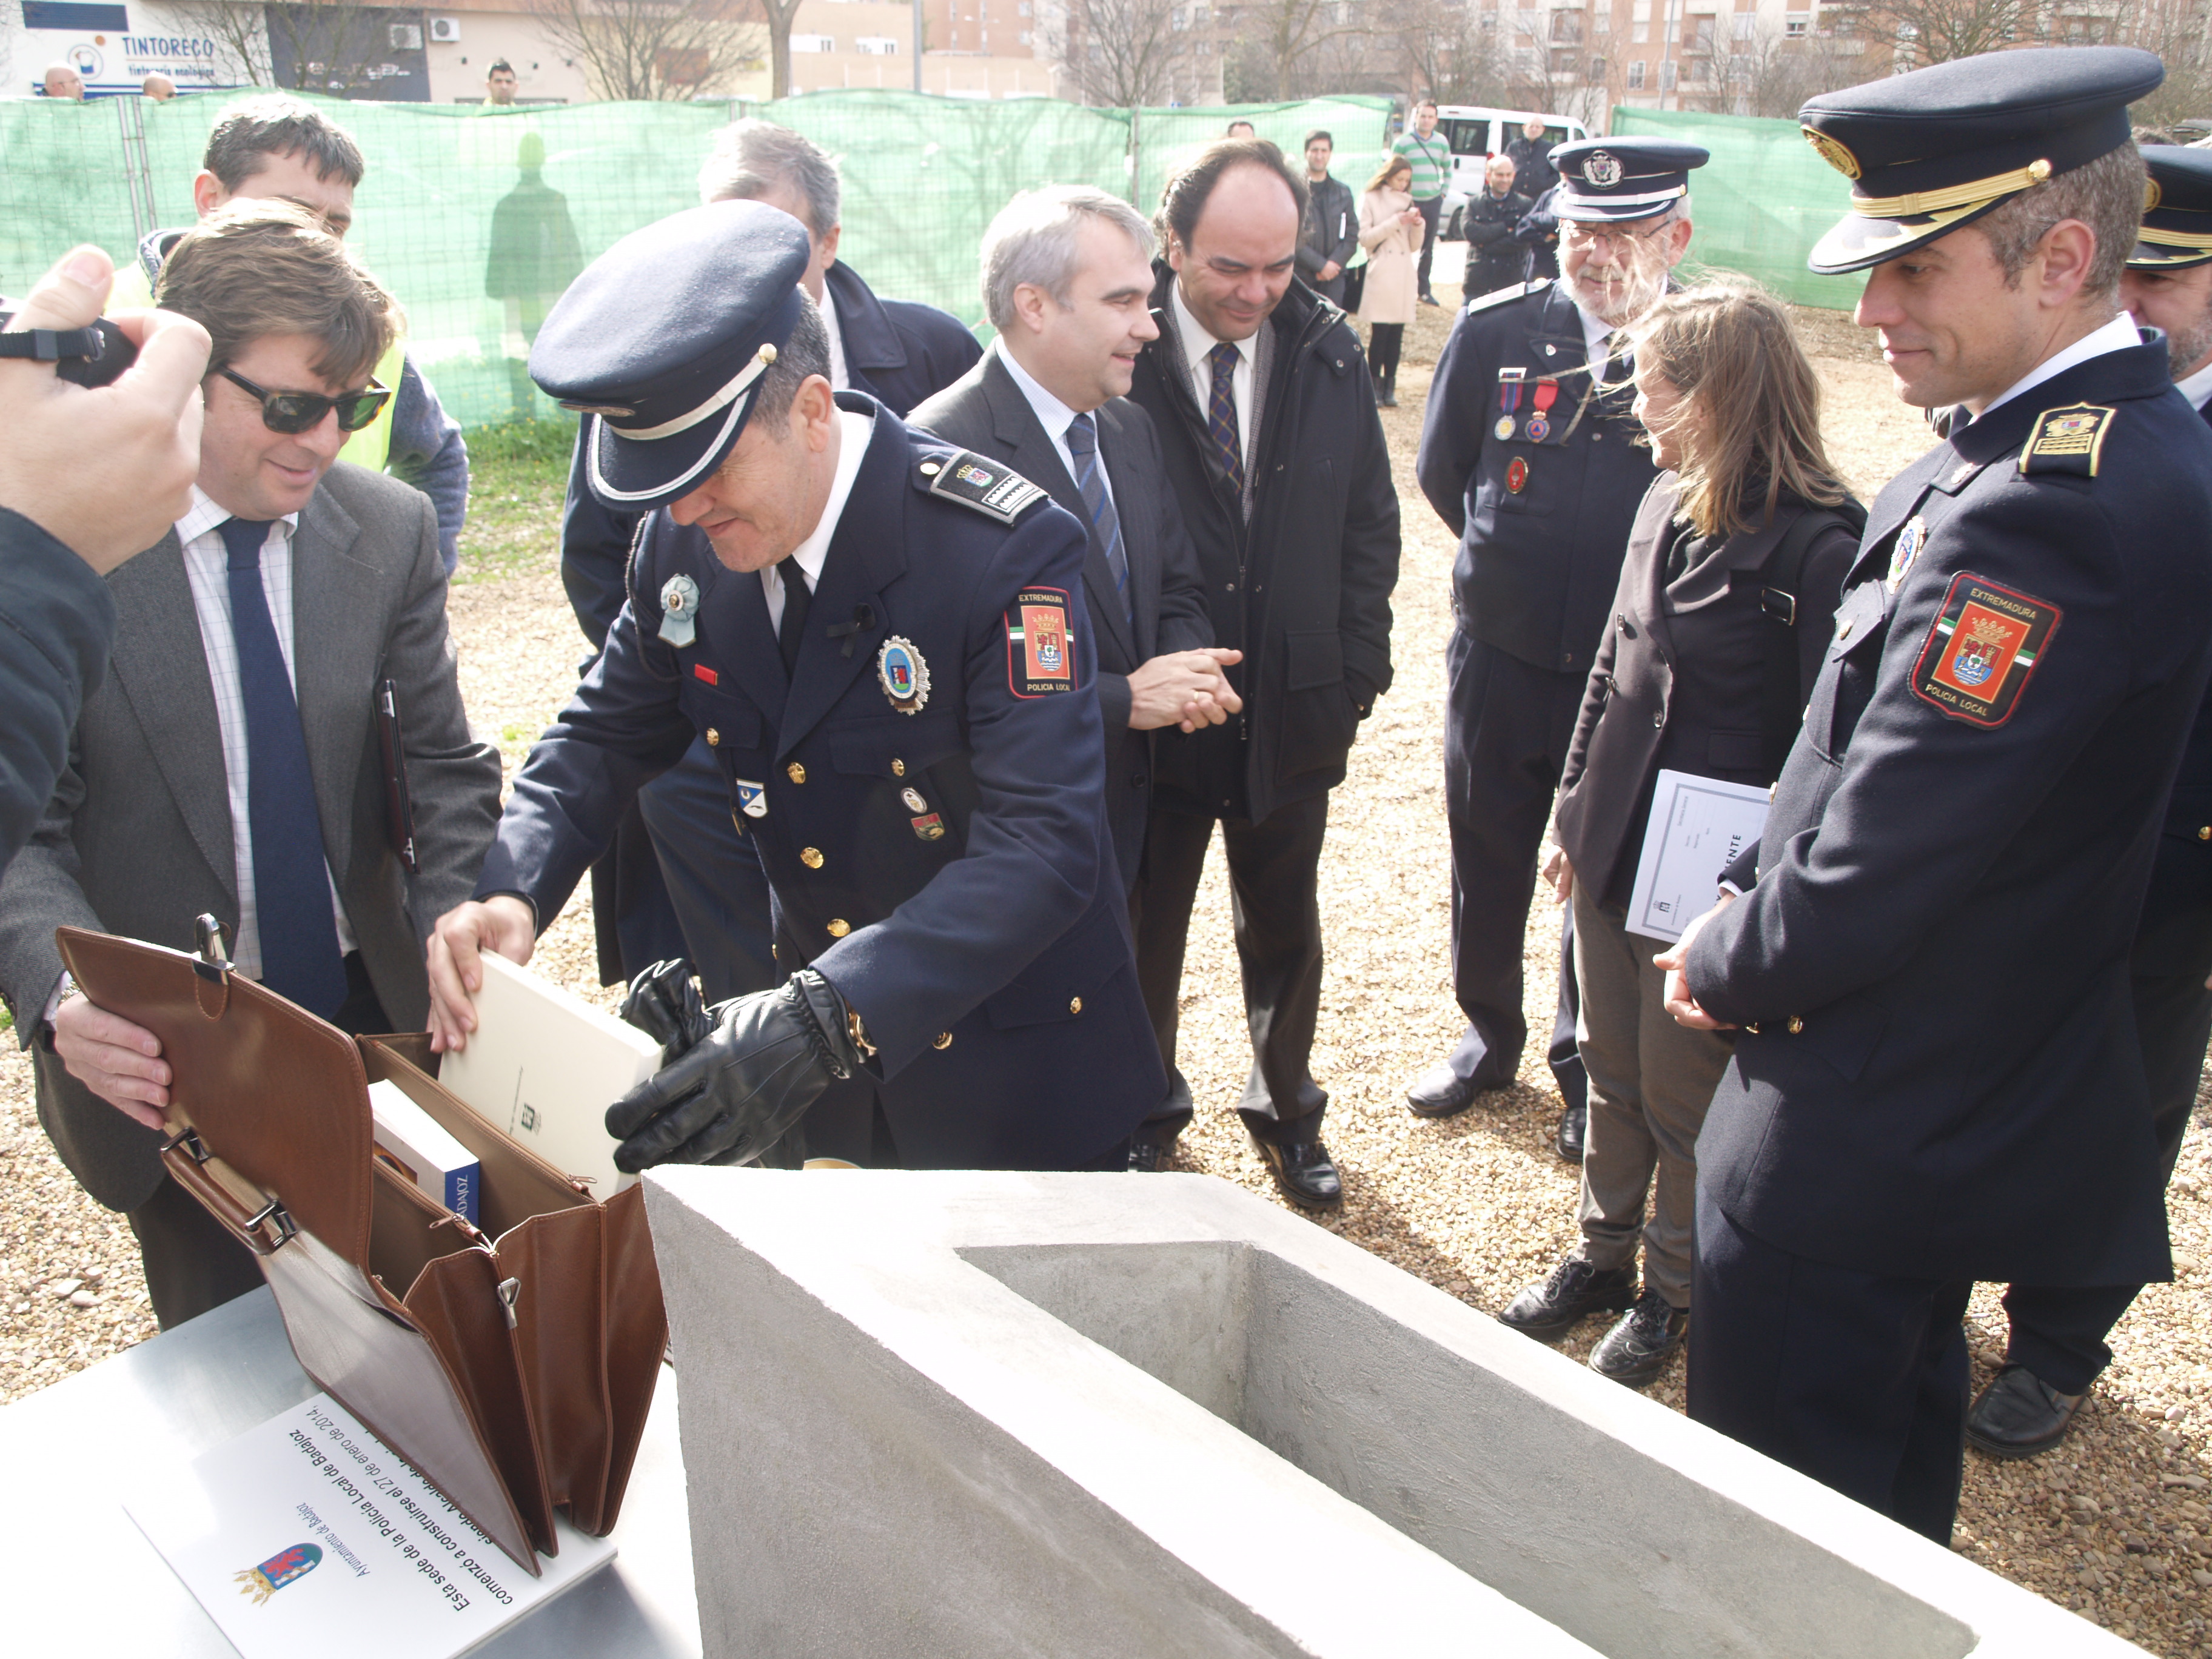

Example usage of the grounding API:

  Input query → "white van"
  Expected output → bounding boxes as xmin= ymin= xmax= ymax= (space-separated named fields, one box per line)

xmin=1433 ymin=107 xmax=1589 ymax=238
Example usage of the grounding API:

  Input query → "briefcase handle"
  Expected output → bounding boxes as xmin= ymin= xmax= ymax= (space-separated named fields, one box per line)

xmin=161 ymin=1127 xmax=300 ymax=1258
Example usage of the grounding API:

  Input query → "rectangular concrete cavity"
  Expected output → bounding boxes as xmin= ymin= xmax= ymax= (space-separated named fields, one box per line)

xmin=645 ymin=1170 xmax=2147 ymax=1659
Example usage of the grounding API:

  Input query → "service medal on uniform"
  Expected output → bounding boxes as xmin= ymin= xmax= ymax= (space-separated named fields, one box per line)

xmin=877 ymin=635 xmax=930 ymax=713
xmin=657 ymin=573 xmax=701 ymax=648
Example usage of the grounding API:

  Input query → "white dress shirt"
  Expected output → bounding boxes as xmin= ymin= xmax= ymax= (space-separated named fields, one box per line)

xmin=175 ymin=486 xmax=358 ymax=980
xmin=763 ymin=409 xmax=874 ymax=631
xmin=1573 ymin=300 xmax=1623 ymax=384
xmin=2177 ymin=351 xmax=2212 ymax=412
xmin=999 ymin=344 xmax=1117 ymax=515
xmin=1972 ymin=312 xmax=2142 ymax=425
xmin=1171 ymin=283 xmax=1256 ymax=474
xmin=818 ymin=283 xmax=851 ymax=392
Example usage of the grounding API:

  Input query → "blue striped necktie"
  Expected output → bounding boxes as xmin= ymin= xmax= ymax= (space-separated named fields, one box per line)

xmin=1206 ymin=341 xmax=1245 ymax=497
xmin=1064 ymin=412 xmax=1132 ymax=628
xmin=218 ymin=516 xmax=348 ymax=1019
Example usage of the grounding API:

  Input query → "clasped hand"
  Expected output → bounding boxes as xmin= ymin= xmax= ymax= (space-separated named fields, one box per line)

xmin=1126 ymin=647 xmax=1244 ymax=732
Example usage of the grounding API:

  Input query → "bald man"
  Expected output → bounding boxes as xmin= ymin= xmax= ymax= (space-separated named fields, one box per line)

xmin=42 ymin=64 xmax=84 ymax=101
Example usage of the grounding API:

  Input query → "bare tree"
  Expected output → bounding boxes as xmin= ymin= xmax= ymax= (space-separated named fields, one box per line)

xmin=2112 ymin=0 xmax=2212 ymax=131
xmin=525 ymin=0 xmax=762 ymax=101
xmin=158 ymin=0 xmax=270 ymax=85
xmin=739 ymin=0 xmax=805 ymax=99
xmin=1825 ymin=0 xmax=2036 ymax=67
xmin=1376 ymin=0 xmax=1510 ymax=107
xmin=1044 ymin=0 xmax=1182 ymax=106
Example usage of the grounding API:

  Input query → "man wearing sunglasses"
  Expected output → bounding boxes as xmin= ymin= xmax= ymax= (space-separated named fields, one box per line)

xmin=0 ymin=202 xmax=502 ymax=1331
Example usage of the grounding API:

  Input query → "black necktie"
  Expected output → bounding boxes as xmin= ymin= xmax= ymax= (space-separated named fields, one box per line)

xmin=778 ymin=563 xmax=813 ymax=678
xmin=1065 ymin=413 xmax=1133 ymax=628
xmin=1206 ymin=341 xmax=1245 ymax=497
xmin=218 ymin=516 xmax=347 ymax=1017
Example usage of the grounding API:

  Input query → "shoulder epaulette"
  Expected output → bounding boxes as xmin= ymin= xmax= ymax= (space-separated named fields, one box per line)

xmin=2017 ymin=402 xmax=2115 ymax=478
xmin=916 ymin=449 xmax=1048 ymax=523
xmin=1466 ymin=276 xmax=1552 ymax=315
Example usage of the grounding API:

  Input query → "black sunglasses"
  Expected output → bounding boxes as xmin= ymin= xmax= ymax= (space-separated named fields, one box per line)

xmin=219 ymin=366 xmax=391 ymax=435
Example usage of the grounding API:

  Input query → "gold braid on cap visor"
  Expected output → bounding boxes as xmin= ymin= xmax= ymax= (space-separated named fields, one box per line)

xmin=1846 ymin=158 xmax=2053 ymax=220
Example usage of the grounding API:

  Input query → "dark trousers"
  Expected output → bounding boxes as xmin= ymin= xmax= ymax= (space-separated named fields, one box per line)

xmin=128 ymin=951 xmax=393 ymax=1332
xmin=2000 ymin=904 xmax=2212 ymax=1392
xmin=1132 ymin=793 xmax=1330 ymax=1146
xmin=1690 ymin=1199 xmax=1973 ymax=1546
xmin=1368 ymin=323 xmax=1405 ymax=382
xmin=635 ymin=732 xmax=779 ymax=1002
xmin=1415 ymin=195 xmax=1443 ymax=298
xmin=1441 ymin=626 xmax=1588 ymax=1107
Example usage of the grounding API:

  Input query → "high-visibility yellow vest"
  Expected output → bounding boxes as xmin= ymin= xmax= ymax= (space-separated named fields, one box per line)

xmin=110 ymin=249 xmax=404 ymax=472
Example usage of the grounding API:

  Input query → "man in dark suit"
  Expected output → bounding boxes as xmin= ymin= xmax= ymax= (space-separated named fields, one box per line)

xmin=1123 ymin=138 xmax=1401 ymax=1208
xmin=0 ymin=203 xmax=502 ymax=1330
xmin=1968 ymin=143 xmax=2212 ymax=1460
xmin=1296 ymin=131 xmax=1356 ymax=307
xmin=1663 ymin=48 xmax=2212 ymax=1543
xmin=431 ymin=202 xmax=1158 ymax=1175
xmin=560 ymin=119 xmax=984 ymax=1007
xmin=1461 ymin=154 xmax=1533 ymax=299
xmin=909 ymin=186 xmax=1233 ymax=893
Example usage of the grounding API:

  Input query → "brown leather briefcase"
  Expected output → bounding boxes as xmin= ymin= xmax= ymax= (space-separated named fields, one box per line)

xmin=56 ymin=922 xmax=666 ymax=1577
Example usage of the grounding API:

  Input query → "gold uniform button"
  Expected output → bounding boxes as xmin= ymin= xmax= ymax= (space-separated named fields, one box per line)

xmin=706 ymin=727 xmax=720 ymax=747
xmin=1788 ymin=1016 xmax=1805 ymax=1034
xmin=932 ymin=1031 xmax=953 ymax=1050
xmin=2199 ymin=826 xmax=2210 ymax=842
xmin=826 ymin=918 xmax=850 ymax=938
xmin=787 ymin=762 xmax=806 ymax=784
xmin=891 ymin=759 xmax=907 ymax=777
xmin=1068 ymin=996 xmax=1083 ymax=1016
xmin=801 ymin=847 xmax=824 ymax=869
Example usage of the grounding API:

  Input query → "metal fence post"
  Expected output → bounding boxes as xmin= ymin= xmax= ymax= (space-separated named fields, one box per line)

xmin=1127 ymin=107 xmax=1141 ymax=209
xmin=116 ymin=93 xmax=156 ymax=251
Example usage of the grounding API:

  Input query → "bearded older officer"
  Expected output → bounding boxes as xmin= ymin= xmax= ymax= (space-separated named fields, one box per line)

xmin=1410 ymin=138 xmax=1706 ymax=1157
xmin=1662 ymin=48 xmax=2212 ymax=1542
xmin=427 ymin=202 xmax=1161 ymax=1173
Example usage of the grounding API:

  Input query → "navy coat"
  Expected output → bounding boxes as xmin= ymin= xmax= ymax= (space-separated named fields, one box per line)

xmin=1417 ymin=278 xmax=1658 ymax=678
xmin=481 ymin=398 xmax=1161 ymax=1169
xmin=1681 ymin=340 xmax=2212 ymax=1285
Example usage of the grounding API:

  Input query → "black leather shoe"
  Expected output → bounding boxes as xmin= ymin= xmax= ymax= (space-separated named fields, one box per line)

xmin=1499 ymin=1256 xmax=1638 ymax=1341
xmin=1589 ymin=1289 xmax=1688 ymax=1387
xmin=1555 ymin=1099 xmax=1587 ymax=1162
xmin=1967 ymin=1365 xmax=2086 ymax=1460
xmin=1405 ymin=1061 xmax=1506 ymax=1119
xmin=1252 ymin=1135 xmax=1342 ymax=1209
xmin=1128 ymin=1136 xmax=1179 ymax=1173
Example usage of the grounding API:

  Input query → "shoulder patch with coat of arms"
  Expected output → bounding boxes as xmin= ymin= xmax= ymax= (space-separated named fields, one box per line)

xmin=1910 ymin=571 xmax=2061 ymax=729
xmin=919 ymin=450 xmax=1049 ymax=523
xmin=2018 ymin=403 xmax=2116 ymax=478
xmin=1006 ymin=586 xmax=1078 ymax=697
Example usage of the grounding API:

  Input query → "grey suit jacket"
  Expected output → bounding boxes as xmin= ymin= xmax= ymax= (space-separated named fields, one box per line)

xmin=908 ymin=344 xmax=1212 ymax=889
xmin=0 ymin=463 xmax=503 ymax=1212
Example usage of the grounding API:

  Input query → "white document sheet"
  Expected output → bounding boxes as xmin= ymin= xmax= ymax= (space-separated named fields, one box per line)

xmin=123 ymin=1393 xmax=614 ymax=1659
xmin=1623 ymin=769 xmax=1771 ymax=943
xmin=435 ymin=951 xmax=661 ymax=1194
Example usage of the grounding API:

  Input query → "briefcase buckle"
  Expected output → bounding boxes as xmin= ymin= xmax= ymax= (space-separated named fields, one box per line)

xmin=243 ymin=1197 xmax=299 ymax=1252
xmin=163 ymin=1126 xmax=213 ymax=1165
xmin=1761 ymin=588 xmax=1797 ymax=626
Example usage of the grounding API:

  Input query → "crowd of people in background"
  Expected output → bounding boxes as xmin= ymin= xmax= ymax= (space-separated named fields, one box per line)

xmin=7 ymin=42 xmax=2212 ymax=1576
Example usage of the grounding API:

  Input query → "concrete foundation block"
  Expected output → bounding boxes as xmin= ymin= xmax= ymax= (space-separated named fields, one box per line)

xmin=645 ymin=1168 xmax=2143 ymax=1658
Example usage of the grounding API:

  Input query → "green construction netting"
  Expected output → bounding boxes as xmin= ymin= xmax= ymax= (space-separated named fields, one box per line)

xmin=0 ymin=89 xmax=1393 ymax=431
xmin=1611 ymin=106 xmax=1866 ymax=311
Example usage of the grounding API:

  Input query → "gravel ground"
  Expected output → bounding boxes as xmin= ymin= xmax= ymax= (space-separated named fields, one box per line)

xmin=6 ymin=276 xmax=2212 ymax=1654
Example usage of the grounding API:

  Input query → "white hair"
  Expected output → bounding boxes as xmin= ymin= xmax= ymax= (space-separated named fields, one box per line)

xmin=980 ymin=186 xmax=1155 ymax=331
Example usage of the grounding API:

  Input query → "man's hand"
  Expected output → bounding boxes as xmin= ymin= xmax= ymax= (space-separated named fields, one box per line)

xmin=1319 ymin=260 xmax=1342 ymax=281
xmin=53 ymin=996 xmax=171 ymax=1130
xmin=1541 ymin=845 xmax=1573 ymax=904
xmin=1127 ymin=647 xmax=1244 ymax=732
xmin=0 ymin=246 xmax=210 ymax=574
xmin=1654 ymin=894 xmax=1737 ymax=1031
xmin=426 ymin=896 xmax=536 ymax=1053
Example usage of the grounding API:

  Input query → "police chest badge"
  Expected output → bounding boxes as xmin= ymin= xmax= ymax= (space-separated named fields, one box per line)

xmin=734 ymin=778 xmax=768 ymax=818
xmin=657 ymin=574 xmax=701 ymax=648
xmin=1007 ymin=586 xmax=1076 ymax=696
xmin=1885 ymin=516 xmax=1926 ymax=594
xmin=877 ymin=636 xmax=930 ymax=715
xmin=1911 ymin=571 xmax=2060 ymax=728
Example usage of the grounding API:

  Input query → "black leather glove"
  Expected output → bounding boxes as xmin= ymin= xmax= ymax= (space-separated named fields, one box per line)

xmin=603 ymin=969 xmax=865 ymax=1173
xmin=618 ymin=958 xmax=712 ymax=1060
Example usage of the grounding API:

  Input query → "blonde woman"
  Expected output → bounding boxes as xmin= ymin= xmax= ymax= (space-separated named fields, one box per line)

xmin=1355 ymin=153 xmax=1424 ymax=406
xmin=1502 ymin=284 xmax=1864 ymax=1387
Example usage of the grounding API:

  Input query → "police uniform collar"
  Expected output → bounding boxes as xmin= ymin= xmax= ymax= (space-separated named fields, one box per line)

xmin=1798 ymin=47 xmax=2163 ymax=275
xmin=1547 ymin=138 xmax=1708 ymax=223
xmin=2133 ymin=147 xmax=2212 ymax=270
xmin=529 ymin=200 xmax=815 ymax=511
xmin=1942 ymin=333 xmax=2173 ymax=463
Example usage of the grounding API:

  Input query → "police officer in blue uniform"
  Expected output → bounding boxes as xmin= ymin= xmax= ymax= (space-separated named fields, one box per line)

xmin=1663 ymin=47 xmax=2212 ymax=1542
xmin=1410 ymin=139 xmax=1707 ymax=1156
xmin=1968 ymin=144 xmax=2212 ymax=1460
xmin=426 ymin=202 xmax=1158 ymax=1172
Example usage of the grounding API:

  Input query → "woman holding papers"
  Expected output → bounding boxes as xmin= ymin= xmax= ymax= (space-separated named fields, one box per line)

xmin=1495 ymin=284 xmax=1862 ymax=1387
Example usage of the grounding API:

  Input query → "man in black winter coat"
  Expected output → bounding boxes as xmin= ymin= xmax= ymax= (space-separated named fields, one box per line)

xmin=1503 ymin=117 xmax=1561 ymax=201
xmin=1463 ymin=155 xmax=1534 ymax=299
xmin=1123 ymin=137 xmax=1401 ymax=1210
xmin=1296 ymin=130 xmax=1357 ymax=306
